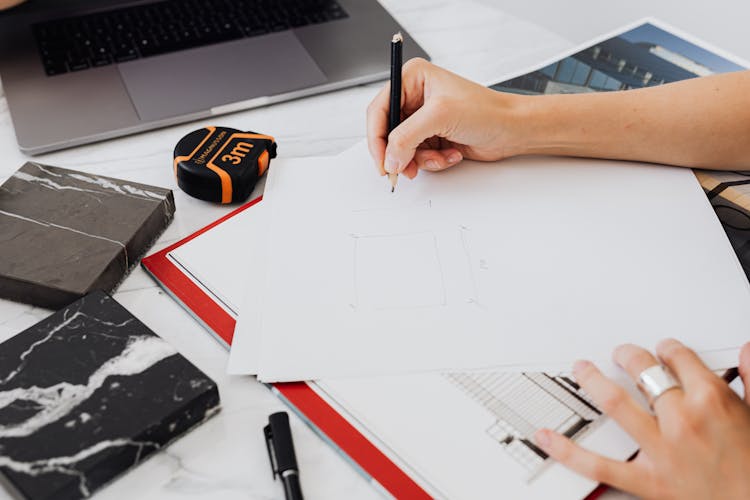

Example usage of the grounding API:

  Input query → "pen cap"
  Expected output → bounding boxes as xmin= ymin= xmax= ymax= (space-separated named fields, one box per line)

xmin=266 ymin=411 xmax=299 ymax=473
xmin=173 ymin=126 xmax=277 ymax=204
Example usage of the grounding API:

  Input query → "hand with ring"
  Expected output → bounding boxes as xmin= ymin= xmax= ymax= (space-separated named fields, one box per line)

xmin=534 ymin=339 xmax=750 ymax=499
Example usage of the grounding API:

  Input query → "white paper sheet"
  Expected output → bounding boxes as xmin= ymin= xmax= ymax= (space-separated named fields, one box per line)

xmin=255 ymin=142 xmax=750 ymax=382
xmin=227 ymin=157 xmax=335 ymax=374
xmin=225 ymin=152 xmax=607 ymax=377
xmin=315 ymin=369 xmax=639 ymax=500
xmin=169 ymin=203 xmax=266 ymax=317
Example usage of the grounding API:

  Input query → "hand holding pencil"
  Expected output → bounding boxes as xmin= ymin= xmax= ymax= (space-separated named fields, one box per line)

xmin=368 ymin=59 xmax=750 ymax=177
xmin=366 ymin=58 xmax=519 ymax=181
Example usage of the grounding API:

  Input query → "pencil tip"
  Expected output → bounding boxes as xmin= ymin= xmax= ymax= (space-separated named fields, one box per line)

xmin=392 ymin=32 xmax=403 ymax=43
xmin=391 ymin=186 xmax=395 ymax=193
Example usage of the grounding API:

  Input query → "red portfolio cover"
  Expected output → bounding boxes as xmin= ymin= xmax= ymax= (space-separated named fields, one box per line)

xmin=141 ymin=197 xmax=606 ymax=500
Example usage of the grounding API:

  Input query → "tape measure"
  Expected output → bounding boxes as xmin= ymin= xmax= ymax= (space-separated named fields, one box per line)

xmin=173 ymin=126 xmax=277 ymax=204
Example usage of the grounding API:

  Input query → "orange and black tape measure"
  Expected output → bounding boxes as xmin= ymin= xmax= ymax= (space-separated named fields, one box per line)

xmin=173 ymin=126 xmax=277 ymax=204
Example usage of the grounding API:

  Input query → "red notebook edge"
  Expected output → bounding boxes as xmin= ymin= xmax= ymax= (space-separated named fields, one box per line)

xmin=141 ymin=197 xmax=263 ymax=346
xmin=140 ymin=196 xmax=431 ymax=500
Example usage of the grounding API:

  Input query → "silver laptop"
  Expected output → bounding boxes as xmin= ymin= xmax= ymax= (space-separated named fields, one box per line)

xmin=0 ymin=0 xmax=428 ymax=155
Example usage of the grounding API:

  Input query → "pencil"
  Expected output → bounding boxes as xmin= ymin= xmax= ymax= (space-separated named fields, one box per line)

xmin=388 ymin=32 xmax=403 ymax=193
xmin=721 ymin=367 xmax=739 ymax=384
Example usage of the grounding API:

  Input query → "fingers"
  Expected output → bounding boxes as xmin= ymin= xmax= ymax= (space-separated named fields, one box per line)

xmin=366 ymin=58 xmax=465 ymax=177
xmin=614 ymin=344 xmax=659 ymax=379
xmin=384 ymin=102 xmax=451 ymax=174
xmin=413 ymin=148 xmax=463 ymax=172
xmin=534 ymin=429 xmax=647 ymax=496
xmin=367 ymin=104 xmax=462 ymax=177
xmin=366 ymin=57 xmax=431 ymax=175
xmin=402 ymin=161 xmax=418 ymax=180
xmin=614 ymin=343 xmax=682 ymax=413
xmin=389 ymin=149 xmax=463 ymax=181
xmin=572 ymin=360 xmax=659 ymax=450
xmin=739 ymin=342 xmax=750 ymax=404
xmin=656 ymin=338 xmax=713 ymax=390
xmin=366 ymin=84 xmax=391 ymax=176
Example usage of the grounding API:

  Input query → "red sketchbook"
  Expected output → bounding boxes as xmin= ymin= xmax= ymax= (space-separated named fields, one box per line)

xmin=141 ymin=197 xmax=607 ymax=500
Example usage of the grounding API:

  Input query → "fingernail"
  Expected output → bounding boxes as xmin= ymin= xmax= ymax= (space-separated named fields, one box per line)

xmin=384 ymin=155 xmax=399 ymax=173
xmin=535 ymin=429 xmax=551 ymax=448
xmin=447 ymin=153 xmax=461 ymax=165
xmin=573 ymin=360 xmax=591 ymax=375
xmin=425 ymin=159 xmax=439 ymax=171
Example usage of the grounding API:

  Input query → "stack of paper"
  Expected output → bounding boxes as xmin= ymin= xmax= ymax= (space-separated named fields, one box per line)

xmin=167 ymin=138 xmax=748 ymax=499
xmin=206 ymin=135 xmax=749 ymax=499
xmin=175 ymin=149 xmax=641 ymax=499
xmin=211 ymin=138 xmax=748 ymax=499
xmin=232 ymin=141 xmax=750 ymax=382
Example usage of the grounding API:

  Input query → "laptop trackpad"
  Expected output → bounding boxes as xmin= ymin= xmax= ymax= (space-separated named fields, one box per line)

xmin=118 ymin=32 xmax=328 ymax=122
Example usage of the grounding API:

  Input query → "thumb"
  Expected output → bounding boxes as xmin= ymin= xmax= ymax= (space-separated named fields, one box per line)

xmin=384 ymin=103 xmax=449 ymax=174
xmin=739 ymin=342 xmax=750 ymax=404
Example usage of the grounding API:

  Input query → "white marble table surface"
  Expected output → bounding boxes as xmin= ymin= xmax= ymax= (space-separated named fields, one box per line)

xmin=1 ymin=1 xmax=749 ymax=499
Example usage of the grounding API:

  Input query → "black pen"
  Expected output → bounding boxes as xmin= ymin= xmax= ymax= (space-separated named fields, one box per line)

xmin=264 ymin=412 xmax=304 ymax=500
xmin=388 ymin=32 xmax=403 ymax=193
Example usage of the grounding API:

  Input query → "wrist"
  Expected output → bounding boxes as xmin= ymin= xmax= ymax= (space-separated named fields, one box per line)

xmin=487 ymin=91 xmax=555 ymax=158
xmin=500 ymin=92 xmax=591 ymax=158
xmin=505 ymin=93 xmax=558 ymax=157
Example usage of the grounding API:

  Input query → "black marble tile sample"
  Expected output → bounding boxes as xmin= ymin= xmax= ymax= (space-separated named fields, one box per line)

xmin=0 ymin=163 xmax=175 ymax=308
xmin=0 ymin=291 xmax=220 ymax=500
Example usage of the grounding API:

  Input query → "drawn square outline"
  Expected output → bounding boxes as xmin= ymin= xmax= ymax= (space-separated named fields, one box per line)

xmin=351 ymin=232 xmax=446 ymax=310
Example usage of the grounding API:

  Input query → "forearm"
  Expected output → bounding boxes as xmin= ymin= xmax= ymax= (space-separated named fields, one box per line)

xmin=513 ymin=70 xmax=750 ymax=170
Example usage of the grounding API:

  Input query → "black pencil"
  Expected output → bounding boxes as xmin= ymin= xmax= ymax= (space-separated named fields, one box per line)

xmin=721 ymin=366 xmax=739 ymax=384
xmin=388 ymin=32 xmax=403 ymax=192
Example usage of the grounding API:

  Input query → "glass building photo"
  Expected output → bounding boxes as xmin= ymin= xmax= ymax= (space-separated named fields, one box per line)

xmin=492 ymin=22 xmax=744 ymax=95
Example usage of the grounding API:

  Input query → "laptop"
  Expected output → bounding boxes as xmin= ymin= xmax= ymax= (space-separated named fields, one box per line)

xmin=0 ymin=0 xmax=428 ymax=155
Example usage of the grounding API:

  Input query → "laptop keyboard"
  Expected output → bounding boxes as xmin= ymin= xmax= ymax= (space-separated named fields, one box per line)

xmin=33 ymin=0 xmax=348 ymax=76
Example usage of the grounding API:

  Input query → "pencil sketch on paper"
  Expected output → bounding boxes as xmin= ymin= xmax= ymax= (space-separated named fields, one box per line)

xmin=458 ymin=225 xmax=485 ymax=309
xmin=349 ymin=231 xmax=447 ymax=310
xmin=445 ymin=371 xmax=602 ymax=481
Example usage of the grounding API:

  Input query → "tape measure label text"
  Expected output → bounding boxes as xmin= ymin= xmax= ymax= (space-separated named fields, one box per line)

xmin=221 ymin=141 xmax=254 ymax=165
xmin=194 ymin=130 xmax=228 ymax=165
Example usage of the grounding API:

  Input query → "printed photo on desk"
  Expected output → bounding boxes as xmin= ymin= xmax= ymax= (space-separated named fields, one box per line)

xmin=490 ymin=19 xmax=745 ymax=96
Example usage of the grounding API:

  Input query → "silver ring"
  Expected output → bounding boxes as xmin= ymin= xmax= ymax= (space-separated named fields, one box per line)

xmin=638 ymin=365 xmax=681 ymax=407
